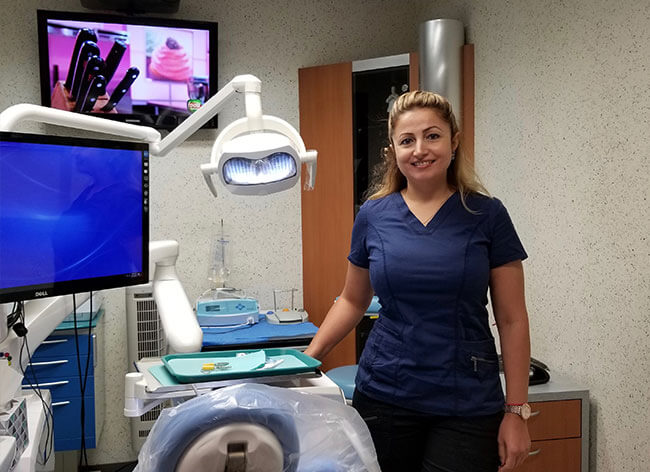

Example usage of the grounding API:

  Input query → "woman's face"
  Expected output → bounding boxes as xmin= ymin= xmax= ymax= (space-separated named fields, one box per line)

xmin=391 ymin=107 xmax=459 ymax=189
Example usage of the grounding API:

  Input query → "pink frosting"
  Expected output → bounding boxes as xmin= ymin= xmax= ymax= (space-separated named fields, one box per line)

xmin=149 ymin=43 xmax=192 ymax=81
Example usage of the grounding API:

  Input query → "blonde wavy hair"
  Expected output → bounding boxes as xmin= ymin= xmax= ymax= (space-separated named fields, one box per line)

xmin=366 ymin=90 xmax=489 ymax=210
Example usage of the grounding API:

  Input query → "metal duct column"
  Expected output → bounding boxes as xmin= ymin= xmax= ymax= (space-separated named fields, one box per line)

xmin=419 ymin=19 xmax=465 ymax=128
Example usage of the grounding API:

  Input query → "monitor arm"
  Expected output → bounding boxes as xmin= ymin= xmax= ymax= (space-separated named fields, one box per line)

xmin=149 ymin=241 xmax=202 ymax=353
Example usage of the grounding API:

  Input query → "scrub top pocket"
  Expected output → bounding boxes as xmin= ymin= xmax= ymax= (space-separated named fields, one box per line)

xmin=461 ymin=339 xmax=500 ymax=382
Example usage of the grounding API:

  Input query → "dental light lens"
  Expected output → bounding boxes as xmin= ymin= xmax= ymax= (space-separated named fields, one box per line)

xmin=222 ymin=152 xmax=297 ymax=185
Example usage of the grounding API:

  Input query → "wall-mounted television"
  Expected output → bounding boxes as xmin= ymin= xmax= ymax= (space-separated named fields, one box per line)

xmin=0 ymin=131 xmax=150 ymax=303
xmin=37 ymin=10 xmax=218 ymax=130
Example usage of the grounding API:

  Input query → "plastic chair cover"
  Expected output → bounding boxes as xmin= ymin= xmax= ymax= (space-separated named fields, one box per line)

xmin=135 ymin=382 xmax=380 ymax=472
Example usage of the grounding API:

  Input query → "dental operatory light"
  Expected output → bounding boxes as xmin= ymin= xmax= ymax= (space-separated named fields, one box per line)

xmin=202 ymin=113 xmax=317 ymax=197
xmin=219 ymin=133 xmax=298 ymax=189
xmin=222 ymin=152 xmax=297 ymax=186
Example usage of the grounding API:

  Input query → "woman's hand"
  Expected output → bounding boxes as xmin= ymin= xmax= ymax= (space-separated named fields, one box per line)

xmin=497 ymin=413 xmax=531 ymax=470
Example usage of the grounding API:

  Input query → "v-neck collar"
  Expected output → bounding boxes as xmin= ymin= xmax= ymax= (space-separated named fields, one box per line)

xmin=394 ymin=190 xmax=459 ymax=233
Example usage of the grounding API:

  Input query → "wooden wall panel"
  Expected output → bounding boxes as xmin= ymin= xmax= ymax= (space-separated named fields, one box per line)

xmin=409 ymin=52 xmax=419 ymax=91
xmin=299 ymin=62 xmax=356 ymax=371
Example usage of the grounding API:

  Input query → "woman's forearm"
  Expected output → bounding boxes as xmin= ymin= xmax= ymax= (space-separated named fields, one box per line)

xmin=304 ymin=296 xmax=367 ymax=360
xmin=498 ymin=316 xmax=531 ymax=404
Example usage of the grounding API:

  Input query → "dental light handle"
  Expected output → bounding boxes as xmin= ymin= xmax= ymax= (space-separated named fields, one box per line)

xmin=200 ymin=161 xmax=220 ymax=197
xmin=302 ymin=150 xmax=318 ymax=191
xmin=150 ymin=240 xmax=203 ymax=353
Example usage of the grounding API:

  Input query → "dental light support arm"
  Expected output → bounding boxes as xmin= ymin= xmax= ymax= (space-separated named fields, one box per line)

xmin=151 ymin=74 xmax=262 ymax=157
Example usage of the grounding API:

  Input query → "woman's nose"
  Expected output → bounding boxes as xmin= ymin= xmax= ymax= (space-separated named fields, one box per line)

xmin=413 ymin=139 xmax=426 ymax=155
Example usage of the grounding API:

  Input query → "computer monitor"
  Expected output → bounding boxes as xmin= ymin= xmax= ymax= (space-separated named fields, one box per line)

xmin=0 ymin=131 xmax=149 ymax=303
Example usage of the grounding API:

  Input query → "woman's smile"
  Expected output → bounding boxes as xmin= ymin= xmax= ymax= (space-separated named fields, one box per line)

xmin=391 ymin=107 xmax=458 ymax=188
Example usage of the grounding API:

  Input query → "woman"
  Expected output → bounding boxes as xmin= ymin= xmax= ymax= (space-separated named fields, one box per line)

xmin=304 ymin=91 xmax=531 ymax=472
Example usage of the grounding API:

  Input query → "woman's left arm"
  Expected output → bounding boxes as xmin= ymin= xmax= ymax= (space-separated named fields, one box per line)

xmin=490 ymin=260 xmax=531 ymax=471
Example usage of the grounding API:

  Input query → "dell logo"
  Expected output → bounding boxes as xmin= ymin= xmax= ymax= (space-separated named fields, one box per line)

xmin=35 ymin=291 xmax=49 ymax=297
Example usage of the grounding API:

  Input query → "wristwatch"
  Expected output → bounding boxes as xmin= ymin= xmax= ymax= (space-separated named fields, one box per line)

xmin=504 ymin=403 xmax=532 ymax=420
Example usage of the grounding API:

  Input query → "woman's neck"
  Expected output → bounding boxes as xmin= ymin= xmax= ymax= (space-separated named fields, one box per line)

xmin=401 ymin=182 xmax=454 ymax=205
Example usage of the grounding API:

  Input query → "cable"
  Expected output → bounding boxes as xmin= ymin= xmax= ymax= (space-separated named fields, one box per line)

xmin=81 ymin=292 xmax=93 ymax=466
xmin=71 ymin=292 xmax=95 ymax=468
xmin=73 ymin=292 xmax=96 ymax=468
xmin=6 ymin=302 xmax=21 ymax=329
xmin=17 ymin=301 xmax=55 ymax=466
xmin=112 ymin=461 xmax=138 ymax=472
xmin=17 ymin=302 xmax=55 ymax=464
xmin=200 ymin=318 xmax=256 ymax=334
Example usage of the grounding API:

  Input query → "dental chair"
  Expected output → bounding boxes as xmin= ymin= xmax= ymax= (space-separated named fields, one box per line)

xmin=135 ymin=383 xmax=379 ymax=472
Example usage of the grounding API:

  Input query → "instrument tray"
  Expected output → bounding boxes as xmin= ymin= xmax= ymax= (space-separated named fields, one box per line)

xmin=161 ymin=348 xmax=321 ymax=383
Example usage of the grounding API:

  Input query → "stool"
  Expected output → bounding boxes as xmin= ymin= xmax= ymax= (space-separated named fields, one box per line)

xmin=326 ymin=365 xmax=358 ymax=404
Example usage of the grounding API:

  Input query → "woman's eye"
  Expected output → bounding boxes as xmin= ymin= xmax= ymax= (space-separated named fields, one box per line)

xmin=427 ymin=133 xmax=440 ymax=140
xmin=399 ymin=137 xmax=413 ymax=145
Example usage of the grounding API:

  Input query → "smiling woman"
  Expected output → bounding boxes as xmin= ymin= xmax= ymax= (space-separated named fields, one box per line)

xmin=367 ymin=90 xmax=486 ymax=210
xmin=391 ymin=106 xmax=459 ymax=224
xmin=305 ymin=90 xmax=533 ymax=472
xmin=392 ymin=107 xmax=458 ymax=191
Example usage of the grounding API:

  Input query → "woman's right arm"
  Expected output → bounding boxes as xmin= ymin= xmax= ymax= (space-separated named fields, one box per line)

xmin=303 ymin=261 xmax=374 ymax=361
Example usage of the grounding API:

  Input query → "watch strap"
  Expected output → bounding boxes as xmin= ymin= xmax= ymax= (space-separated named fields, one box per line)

xmin=504 ymin=402 xmax=531 ymax=420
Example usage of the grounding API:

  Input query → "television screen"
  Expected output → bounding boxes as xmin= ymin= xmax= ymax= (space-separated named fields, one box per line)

xmin=37 ymin=10 xmax=218 ymax=129
xmin=0 ymin=131 xmax=149 ymax=303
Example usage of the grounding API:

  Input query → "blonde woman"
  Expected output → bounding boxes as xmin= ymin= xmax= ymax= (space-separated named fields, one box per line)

xmin=305 ymin=91 xmax=532 ymax=472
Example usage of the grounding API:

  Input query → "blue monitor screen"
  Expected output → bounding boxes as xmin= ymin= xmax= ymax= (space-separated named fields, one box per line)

xmin=0 ymin=131 xmax=149 ymax=302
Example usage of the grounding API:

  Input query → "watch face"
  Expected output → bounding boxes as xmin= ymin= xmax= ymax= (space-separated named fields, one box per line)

xmin=521 ymin=403 xmax=532 ymax=420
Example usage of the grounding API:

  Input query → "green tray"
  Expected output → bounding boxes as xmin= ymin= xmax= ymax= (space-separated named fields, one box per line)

xmin=161 ymin=348 xmax=322 ymax=384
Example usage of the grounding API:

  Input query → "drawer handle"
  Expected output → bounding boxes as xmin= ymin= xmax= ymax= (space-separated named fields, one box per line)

xmin=530 ymin=410 xmax=541 ymax=417
xmin=529 ymin=448 xmax=541 ymax=456
xmin=28 ymin=380 xmax=70 ymax=388
xmin=52 ymin=401 xmax=70 ymax=407
xmin=42 ymin=339 xmax=68 ymax=345
xmin=28 ymin=359 xmax=69 ymax=367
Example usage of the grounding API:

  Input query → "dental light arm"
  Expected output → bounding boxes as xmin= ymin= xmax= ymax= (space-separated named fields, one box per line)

xmin=151 ymin=74 xmax=262 ymax=157
xmin=0 ymin=103 xmax=162 ymax=142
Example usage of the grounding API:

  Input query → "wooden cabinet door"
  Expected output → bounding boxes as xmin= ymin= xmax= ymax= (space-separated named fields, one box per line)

xmin=528 ymin=400 xmax=582 ymax=440
xmin=516 ymin=400 xmax=583 ymax=472
xmin=516 ymin=438 xmax=581 ymax=472
xmin=299 ymin=62 xmax=355 ymax=370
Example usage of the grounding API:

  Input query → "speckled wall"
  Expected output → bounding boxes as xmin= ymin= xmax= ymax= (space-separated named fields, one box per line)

xmin=420 ymin=1 xmax=650 ymax=471
xmin=1 ymin=0 xmax=648 ymax=471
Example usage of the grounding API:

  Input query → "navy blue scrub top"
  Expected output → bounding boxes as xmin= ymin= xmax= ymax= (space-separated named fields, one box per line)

xmin=349 ymin=191 xmax=527 ymax=416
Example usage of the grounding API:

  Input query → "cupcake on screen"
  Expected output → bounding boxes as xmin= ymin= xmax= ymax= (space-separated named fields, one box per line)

xmin=149 ymin=37 xmax=192 ymax=81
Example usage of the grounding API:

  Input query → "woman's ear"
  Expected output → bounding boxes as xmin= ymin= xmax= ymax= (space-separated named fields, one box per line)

xmin=452 ymin=132 xmax=460 ymax=153
xmin=384 ymin=142 xmax=395 ymax=159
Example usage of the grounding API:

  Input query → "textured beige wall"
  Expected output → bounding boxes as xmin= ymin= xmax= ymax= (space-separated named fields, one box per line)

xmin=1 ymin=0 xmax=648 ymax=470
xmin=420 ymin=1 xmax=650 ymax=471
